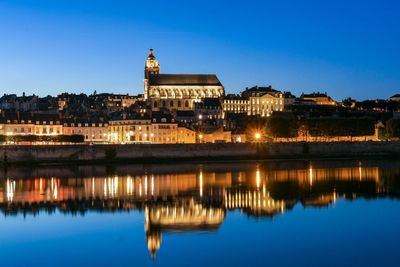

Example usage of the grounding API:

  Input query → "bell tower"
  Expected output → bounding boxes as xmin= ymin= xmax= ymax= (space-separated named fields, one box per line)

xmin=144 ymin=49 xmax=160 ymax=99
xmin=144 ymin=49 xmax=160 ymax=79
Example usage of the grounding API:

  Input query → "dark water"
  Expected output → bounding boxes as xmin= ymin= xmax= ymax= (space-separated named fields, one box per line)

xmin=1 ymin=159 xmax=400 ymax=267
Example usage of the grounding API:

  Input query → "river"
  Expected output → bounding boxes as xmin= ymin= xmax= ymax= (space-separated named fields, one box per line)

xmin=0 ymin=159 xmax=399 ymax=266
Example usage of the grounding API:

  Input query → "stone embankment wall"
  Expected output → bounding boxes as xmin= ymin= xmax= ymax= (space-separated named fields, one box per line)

xmin=1 ymin=142 xmax=400 ymax=165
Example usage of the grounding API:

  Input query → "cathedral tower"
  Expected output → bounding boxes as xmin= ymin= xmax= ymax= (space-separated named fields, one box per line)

xmin=144 ymin=48 xmax=160 ymax=79
xmin=144 ymin=49 xmax=160 ymax=99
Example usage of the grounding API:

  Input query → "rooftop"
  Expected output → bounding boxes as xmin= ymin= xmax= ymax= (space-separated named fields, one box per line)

xmin=148 ymin=74 xmax=222 ymax=86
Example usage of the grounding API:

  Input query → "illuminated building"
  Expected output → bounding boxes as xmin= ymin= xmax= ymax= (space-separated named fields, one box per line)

xmin=177 ymin=127 xmax=196 ymax=144
xmin=194 ymin=98 xmax=224 ymax=120
xmin=198 ymin=127 xmax=232 ymax=143
xmin=106 ymin=94 xmax=141 ymax=112
xmin=223 ymin=95 xmax=249 ymax=114
xmin=108 ymin=116 xmax=152 ymax=143
xmin=300 ymin=92 xmax=336 ymax=106
xmin=143 ymin=49 xmax=225 ymax=111
xmin=62 ymin=121 xmax=109 ymax=143
xmin=223 ymin=86 xmax=284 ymax=117
xmin=108 ymin=113 xmax=183 ymax=144
xmin=0 ymin=113 xmax=62 ymax=136
xmin=150 ymin=115 xmax=178 ymax=144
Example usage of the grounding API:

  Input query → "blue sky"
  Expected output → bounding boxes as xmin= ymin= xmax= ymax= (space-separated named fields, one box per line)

xmin=0 ymin=0 xmax=399 ymax=100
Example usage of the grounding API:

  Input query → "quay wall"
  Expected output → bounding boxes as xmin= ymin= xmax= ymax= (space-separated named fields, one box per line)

xmin=1 ymin=142 xmax=400 ymax=165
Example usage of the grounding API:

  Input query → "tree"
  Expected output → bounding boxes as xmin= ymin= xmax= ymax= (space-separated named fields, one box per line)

xmin=386 ymin=119 xmax=400 ymax=138
xmin=305 ymin=117 xmax=375 ymax=139
xmin=266 ymin=116 xmax=298 ymax=139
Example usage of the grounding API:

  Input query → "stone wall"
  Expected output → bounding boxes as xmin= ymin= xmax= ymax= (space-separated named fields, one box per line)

xmin=1 ymin=142 xmax=400 ymax=165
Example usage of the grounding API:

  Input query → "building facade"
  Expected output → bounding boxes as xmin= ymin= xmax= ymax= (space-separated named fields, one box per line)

xmin=63 ymin=121 xmax=109 ymax=143
xmin=143 ymin=49 xmax=225 ymax=112
xmin=223 ymin=86 xmax=284 ymax=117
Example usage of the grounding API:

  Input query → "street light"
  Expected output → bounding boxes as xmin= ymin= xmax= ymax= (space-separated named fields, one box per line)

xmin=255 ymin=132 xmax=261 ymax=141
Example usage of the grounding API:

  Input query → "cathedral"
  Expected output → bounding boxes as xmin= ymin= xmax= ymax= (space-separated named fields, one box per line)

xmin=144 ymin=49 xmax=225 ymax=111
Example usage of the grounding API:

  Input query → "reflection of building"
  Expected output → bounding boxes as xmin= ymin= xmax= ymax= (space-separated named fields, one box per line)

xmin=1 ymin=161 xmax=397 ymax=258
xmin=224 ymin=188 xmax=285 ymax=217
xmin=144 ymin=200 xmax=225 ymax=258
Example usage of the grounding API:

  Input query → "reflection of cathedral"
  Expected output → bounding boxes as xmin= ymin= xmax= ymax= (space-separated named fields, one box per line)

xmin=144 ymin=49 xmax=225 ymax=111
xmin=1 ymin=161 xmax=399 ymax=258
xmin=144 ymin=200 xmax=225 ymax=258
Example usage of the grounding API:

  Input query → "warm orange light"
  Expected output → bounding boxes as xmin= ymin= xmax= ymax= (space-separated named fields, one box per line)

xmin=255 ymin=132 xmax=261 ymax=140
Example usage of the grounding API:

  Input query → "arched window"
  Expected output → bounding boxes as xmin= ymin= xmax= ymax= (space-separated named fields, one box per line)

xmin=154 ymin=101 xmax=158 ymax=108
xmin=185 ymin=100 xmax=189 ymax=108
xmin=178 ymin=101 xmax=182 ymax=107
xmin=162 ymin=100 xmax=166 ymax=107
xmin=170 ymin=101 xmax=174 ymax=107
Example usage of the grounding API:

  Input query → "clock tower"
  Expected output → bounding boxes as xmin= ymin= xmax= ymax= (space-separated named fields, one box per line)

xmin=144 ymin=49 xmax=160 ymax=99
xmin=145 ymin=49 xmax=160 ymax=79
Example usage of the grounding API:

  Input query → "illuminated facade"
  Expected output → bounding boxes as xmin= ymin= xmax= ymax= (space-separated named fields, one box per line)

xmin=150 ymin=117 xmax=178 ymax=144
xmin=223 ymin=86 xmax=284 ymax=117
xmin=143 ymin=49 xmax=225 ymax=111
xmin=199 ymin=127 xmax=232 ymax=143
xmin=107 ymin=94 xmax=140 ymax=112
xmin=0 ymin=115 xmax=62 ymax=136
xmin=108 ymin=117 xmax=188 ymax=144
xmin=300 ymin=92 xmax=336 ymax=106
xmin=177 ymin=127 xmax=196 ymax=144
xmin=63 ymin=121 xmax=109 ymax=143
xmin=108 ymin=118 xmax=152 ymax=143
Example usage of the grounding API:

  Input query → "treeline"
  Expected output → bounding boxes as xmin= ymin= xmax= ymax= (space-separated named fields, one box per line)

xmin=384 ymin=119 xmax=400 ymax=139
xmin=305 ymin=117 xmax=375 ymax=137
xmin=264 ymin=115 xmax=376 ymax=139
xmin=0 ymin=134 xmax=85 ymax=143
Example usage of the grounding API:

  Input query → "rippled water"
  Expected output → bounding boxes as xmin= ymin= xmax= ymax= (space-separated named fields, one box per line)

xmin=1 ymin=159 xmax=400 ymax=267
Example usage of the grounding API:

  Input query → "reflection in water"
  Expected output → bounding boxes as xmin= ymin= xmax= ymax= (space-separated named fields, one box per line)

xmin=1 ymin=160 xmax=400 ymax=258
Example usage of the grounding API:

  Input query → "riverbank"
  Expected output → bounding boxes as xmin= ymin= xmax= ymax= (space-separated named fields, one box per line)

xmin=1 ymin=142 xmax=400 ymax=166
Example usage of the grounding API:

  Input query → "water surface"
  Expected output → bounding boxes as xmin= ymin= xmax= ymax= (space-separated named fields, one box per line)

xmin=1 ymin=159 xmax=400 ymax=266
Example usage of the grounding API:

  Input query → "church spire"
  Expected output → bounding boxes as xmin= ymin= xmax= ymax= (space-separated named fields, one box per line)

xmin=148 ymin=48 xmax=155 ymax=58
xmin=144 ymin=49 xmax=160 ymax=100
xmin=144 ymin=48 xmax=160 ymax=79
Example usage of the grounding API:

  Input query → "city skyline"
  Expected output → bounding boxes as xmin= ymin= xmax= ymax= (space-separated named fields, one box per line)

xmin=0 ymin=0 xmax=399 ymax=100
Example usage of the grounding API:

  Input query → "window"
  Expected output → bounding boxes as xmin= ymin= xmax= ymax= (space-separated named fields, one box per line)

xmin=170 ymin=101 xmax=174 ymax=107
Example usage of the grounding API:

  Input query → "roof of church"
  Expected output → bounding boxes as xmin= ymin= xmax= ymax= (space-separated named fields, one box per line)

xmin=148 ymin=74 xmax=222 ymax=86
